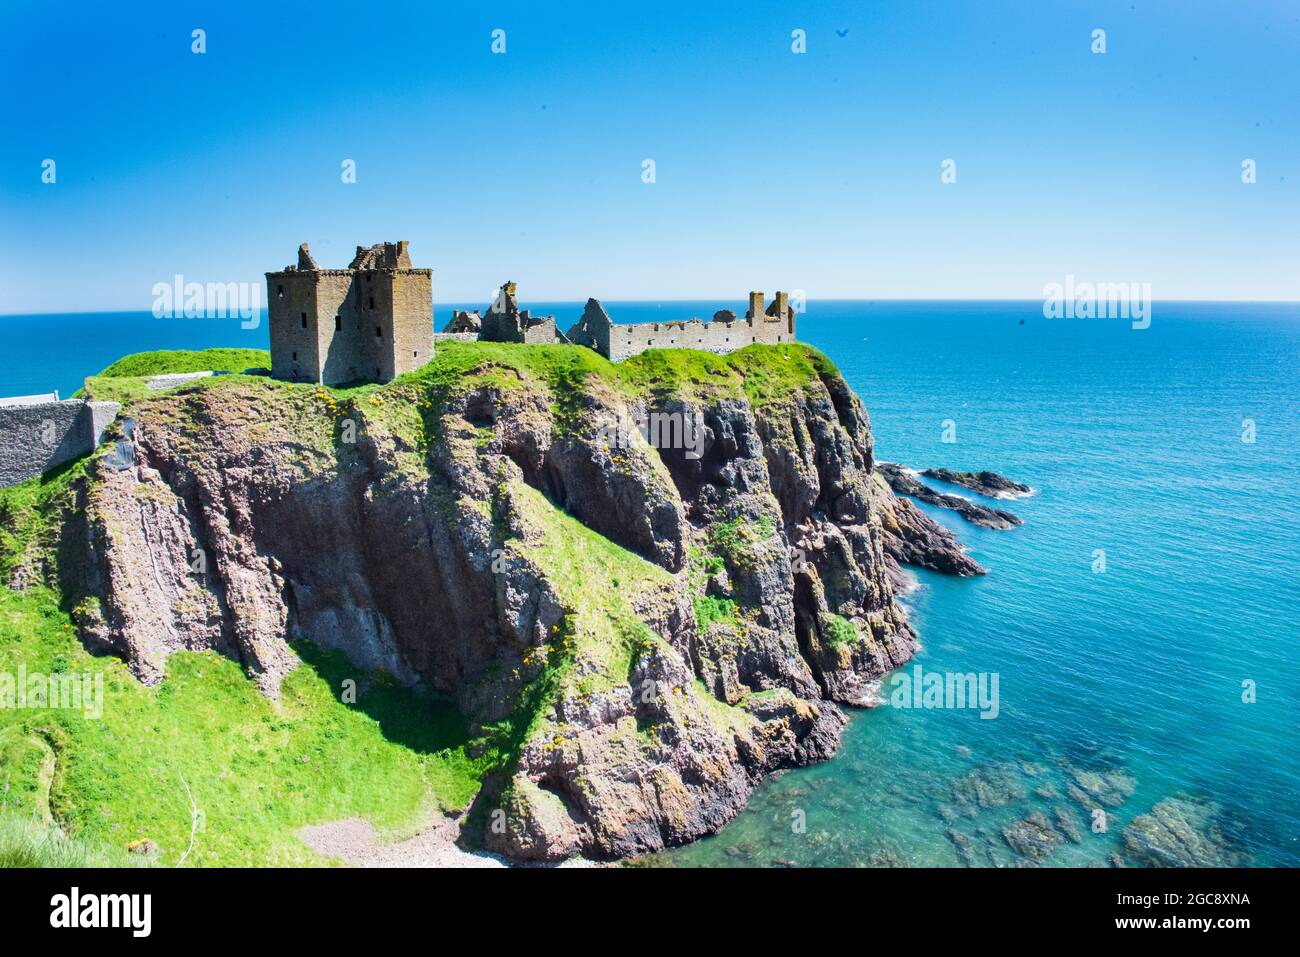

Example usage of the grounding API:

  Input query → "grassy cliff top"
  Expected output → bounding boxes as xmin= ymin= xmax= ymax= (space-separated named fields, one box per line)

xmin=78 ymin=341 xmax=842 ymax=428
xmin=415 ymin=339 xmax=840 ymax=407
xmin=94 ymin=348 xmax=271 ymax=378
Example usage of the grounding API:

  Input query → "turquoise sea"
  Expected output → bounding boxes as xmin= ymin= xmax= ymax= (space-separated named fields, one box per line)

xmin=2 ymin=301 xmax=1296 ymax=867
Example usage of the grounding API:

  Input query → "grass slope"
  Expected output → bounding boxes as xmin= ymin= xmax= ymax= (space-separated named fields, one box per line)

xmin=0 ymin=586 xmax=487 ymax=866
xmin=94 ymin=348 xmax=270 ymax=378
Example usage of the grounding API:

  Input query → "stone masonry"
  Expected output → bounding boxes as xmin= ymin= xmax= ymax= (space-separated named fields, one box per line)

xmin=0 ymin=395 xmax=121 ymax=488
xmin=565 ymin=290 xmax=796 ymax=362
xmin=443 ymin=282 xmax=797 ymax=362
xmin=475 ymin=282 xmax=570 ymax=345
xmin=267 ymin=241 xmax=433 ymax=385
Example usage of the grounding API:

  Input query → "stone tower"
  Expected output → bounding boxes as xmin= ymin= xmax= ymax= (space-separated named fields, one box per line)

xmin=267 ymin=241 xmax=432 ymax=385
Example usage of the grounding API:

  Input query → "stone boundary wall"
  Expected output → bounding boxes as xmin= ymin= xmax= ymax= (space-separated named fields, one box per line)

xmin=565 ymin=297 xmax=794 ymax=362
xmin=0 ymin=399 xmax=121 ymax=488
xmin=604 ymin=315 xmax=789 ymax=362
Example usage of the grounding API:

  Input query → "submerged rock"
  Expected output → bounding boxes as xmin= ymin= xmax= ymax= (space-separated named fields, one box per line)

xmin=951 ymin=762 xmax=1027 ymax=809
xmin=1123 ymin=796 xmax=1247 ymax=868
xmin=1053 ymin=805 xmax=1085 ymax=843
xmin=946 ymin=827 xmax=978 ymax=867
xmin=1066 ymin=767 xmax=1137 ymax=810
xmin=1003 ymin=811 xmax=1063 ymax=860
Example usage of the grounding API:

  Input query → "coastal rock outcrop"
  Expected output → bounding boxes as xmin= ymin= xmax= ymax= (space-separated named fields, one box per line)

xmin=921 ymin=468 xmax=1033 ymax=499
xmin=876 ymin=462 xmax=1022 ymax=530
xmin=54 ymin=343 xmax=983 ymax=860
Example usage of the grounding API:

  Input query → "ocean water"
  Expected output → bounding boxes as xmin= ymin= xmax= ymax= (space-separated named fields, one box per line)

xmin=2 ymin=301 xmax=1296 ymax=867
xmin=659 ymin=300 xmax=1300 ymax=868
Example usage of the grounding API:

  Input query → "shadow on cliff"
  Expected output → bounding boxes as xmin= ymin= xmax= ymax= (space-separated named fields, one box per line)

xmin=291 ymin=639 xmax=474 ymax=755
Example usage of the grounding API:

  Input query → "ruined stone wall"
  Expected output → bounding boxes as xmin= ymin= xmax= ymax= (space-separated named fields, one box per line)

xmin=604 ymin=315 xmax=793 ymax=362
xmin=388 ymin=270 xmax=433 ymax=377
xmin=355 ymin=269 xmax=395 ymax=382
xmin=268 ymin=271 xmax=323 ymax=382
xmin=566 ymin=300 xmax=613 ymax=356
xmin=0 ymin=400 xmax=121 ymax=488
xmin=566 ymin=297 xmax=795 ymax=362
xmin=480 ymin=308 xmax=523 ymax=343
xmin=521 ymin=317 xmax=559 ymax=344
xmin=315 ymin=272 xmax=360 ymax=385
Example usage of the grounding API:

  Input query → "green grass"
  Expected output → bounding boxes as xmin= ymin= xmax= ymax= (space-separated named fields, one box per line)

xmin=707 ymin=516 xmax=776 ymax=573
xmin=94 ymin=348 xmax=270 ymax=379
xmin=693 ymin=594 xmax=738 ymax=632
xmin=0 ymin=587 xmax=488 ymax=866
xmin=0 ymin=461 xmax=489 ymax=866
xmin=77 ymin=349 xmax=275 ymax=405
xmin=507 ymin=480 xmax=670 ymax=702
xmin=0 ymin=809 xmax=146 ymax=868
xmin=819 ymin=612 xmax=860 ymax=648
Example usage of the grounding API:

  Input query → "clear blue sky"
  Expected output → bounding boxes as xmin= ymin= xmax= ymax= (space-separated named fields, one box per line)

xmin=1 ymin=0 xmax=1297 ymax=313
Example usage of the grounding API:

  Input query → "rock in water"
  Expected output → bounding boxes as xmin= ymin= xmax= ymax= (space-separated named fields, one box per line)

xmin=1123 ymin=796 xmax=1247 ymax=867
xmin=876 ymin=463 xmax=1022 ymax=530
xmin=1003 ymin=811 xmax=1063 ymax=860
xmin=951 ymin=762 xmax=1027 ymax=808
xmin=921 ymin=468 xmax=1032 ymax=499
xmin=1053 ymin=805 xmax=1085 ymax=843
xmin=45 ymin=343 xmax=990 ymax=862
xmin=1066 ymin=767 xmax=1137 ymax=810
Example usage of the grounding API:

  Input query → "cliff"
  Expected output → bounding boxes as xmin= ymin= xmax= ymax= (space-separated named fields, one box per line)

xmin=53 ymin=341 xmax=978 ymax=860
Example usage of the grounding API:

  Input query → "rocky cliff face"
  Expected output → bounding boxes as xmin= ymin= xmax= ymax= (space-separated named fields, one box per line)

xmin=60 ymin=343 xmax=979 ymax=860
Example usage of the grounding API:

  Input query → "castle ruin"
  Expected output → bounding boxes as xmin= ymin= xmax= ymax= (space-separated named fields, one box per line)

xmin=267 ymin=242 xmax=432 ymax=385
xmin=444 ymin=282 xmax=796 ymax=362
xmin=266 ymin=241 xmax=796 ymax=382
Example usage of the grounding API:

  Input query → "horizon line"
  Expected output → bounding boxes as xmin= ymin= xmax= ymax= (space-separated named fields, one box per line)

xmin=3 ymin=296 xmax=1299 ymax=319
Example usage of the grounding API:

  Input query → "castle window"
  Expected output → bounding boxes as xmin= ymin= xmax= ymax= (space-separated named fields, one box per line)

xmin=335 ymin=315 xmax=341 ymax=331
xmin=291 ymin=351 xmax=297 ymax=360
xmin=413 ymin=350 xmax=418 ymax=358
xmin=369 ymin=297 xmax=375 ymax=310
xmin=375 ymin=326 xmax=382 ymax=339
xmin=277 ymin=285 xmax=284 ymax=298
xmin=301 ymin=313 xmax=307 ymax=328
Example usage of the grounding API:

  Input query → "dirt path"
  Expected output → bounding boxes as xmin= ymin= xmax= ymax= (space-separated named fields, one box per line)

xmin=299 ymin=813 xmax=597 ymax=868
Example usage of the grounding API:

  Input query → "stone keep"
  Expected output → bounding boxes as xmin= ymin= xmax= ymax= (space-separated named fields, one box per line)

xmin=267 ymin=241 xmax=432 ymax=385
